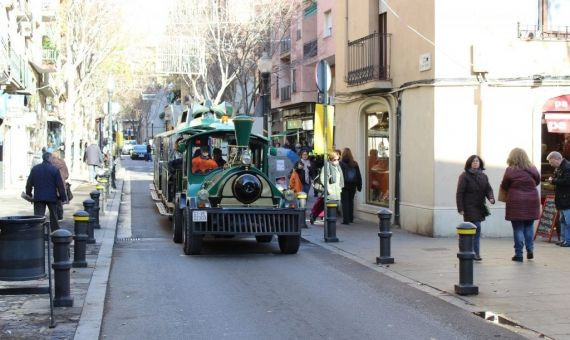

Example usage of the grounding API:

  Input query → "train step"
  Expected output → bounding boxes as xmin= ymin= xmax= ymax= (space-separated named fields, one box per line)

xmin=150 ymin=189 xmax=160 ymax=201
xmin=155 ymin=202 xmax=172 ymax=216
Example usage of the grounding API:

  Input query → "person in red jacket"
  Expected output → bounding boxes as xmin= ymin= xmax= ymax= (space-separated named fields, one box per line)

xmin=192 ymin=146 xmax=218 ymax=174
xmin=289 ymin=161 xmax=306 ymax=194
xmin=500 ymin=148 xmax=541 ymax=262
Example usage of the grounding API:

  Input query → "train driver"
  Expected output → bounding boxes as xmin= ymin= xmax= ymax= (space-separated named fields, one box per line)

xmin=192 ymin=146 xmax=218 ymax=174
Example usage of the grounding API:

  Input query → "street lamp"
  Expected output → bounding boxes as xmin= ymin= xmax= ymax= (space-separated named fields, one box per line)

xmin=106 ymin=75 xmax=116 ymax=188
xmin=257 ymin=52 xmax=272 ymax=138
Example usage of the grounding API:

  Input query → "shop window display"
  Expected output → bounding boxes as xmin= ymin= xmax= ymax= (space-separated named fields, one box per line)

xmin=366 ymin=112 xmax=389 ymax=206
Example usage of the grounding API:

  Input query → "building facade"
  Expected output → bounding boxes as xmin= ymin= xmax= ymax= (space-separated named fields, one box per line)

xmin=334 ymin=0 xmax=570 ymax=236
xmin=270 ymin=0 xmax=336 ymax=148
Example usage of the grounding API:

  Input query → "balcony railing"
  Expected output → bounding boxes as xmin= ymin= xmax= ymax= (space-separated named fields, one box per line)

xmin=8 ymin=48 xmax=33 ymax=89
xmin=280 ymin=85 xmax=291 ymax=102
xmin=517 ymin=23 xmax=570 ymax=41
xmin=303 ymin=39 xmax=317 ymax=58
xmin=280 ymin=37 xmax=291 ymax=55
xmin=42 ymin=47 xmax=57 ymax=63
xmin=1 ymin=38 xmax=9 ymax=76
xmin=41 ymin=0 xmax=57 ymax=21
xmin=347 ymin=32 xmax=391 ymax=86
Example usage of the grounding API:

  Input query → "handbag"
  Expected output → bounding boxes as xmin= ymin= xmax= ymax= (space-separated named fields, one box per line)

xmin=498 ymin=187 xmax=507 ymax=202
xmin=483 ymin=204 xmax=491 ymax=217
xmin=65 ymin=182 xmax=73 ymax=202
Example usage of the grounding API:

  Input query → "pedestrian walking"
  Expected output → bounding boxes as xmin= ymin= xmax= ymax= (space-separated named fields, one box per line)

xmin=49 ymin=150 xmax=69 ymax=220
xmin=146 ymin=142 xmax=152 ymax=162
xmin=289 ymin=160 xmax=306 ymax=194
xmin=310 ymin=151 xmax=344 ymax=224
xmin=500 ymin=148 xmax=541 ymax=262
xmin=340 ymin=148 xmax=362 ymax=224
xmin=84 ymin=142 xmax=103 ymax=184
xmin=546 ymin=151 xmax=570 ymax=247
xmin=25 ymin=152 xmax=67 ymax=231
xmin=456 ymin=155 xmax=495 ymax=261
xmin=299 ymin=150 xmax=312 ymax=195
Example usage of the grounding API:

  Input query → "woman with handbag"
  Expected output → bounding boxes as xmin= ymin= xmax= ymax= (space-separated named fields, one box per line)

xmin=500 ymin=148 xmax=540 ymax=262
xmin=310 ymin=151 xmax=344 ymax=224
xmin=456 ymin=155 xmax=495 ymax=261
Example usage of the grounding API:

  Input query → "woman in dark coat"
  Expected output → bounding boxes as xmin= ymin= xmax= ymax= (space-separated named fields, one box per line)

xmin=500 ymin=148 xmax=540 ymax=262
xmin=340 ymin=147 xmax=362 ymax=224
xmin=456 ymin=155 xmax=495 ymax=261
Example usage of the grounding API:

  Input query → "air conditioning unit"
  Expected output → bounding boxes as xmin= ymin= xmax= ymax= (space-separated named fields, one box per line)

xmin=19 ymin=22 xmax=32 ymax=38
xmin=522 ymin=31 xmax=535 ymax=40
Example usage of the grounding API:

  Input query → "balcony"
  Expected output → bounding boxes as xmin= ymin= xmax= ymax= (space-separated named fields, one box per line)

xmin=303 ymin=39 xmax=317 ymax=58
xmin=39 ymin=72 xmax=56 ymax=97
xmin=517 ymin=23 xmax=570 ymax=41
xmin=0 ymin=38 xmax=9 ymax=84
xmin=41 ymin=0 xmax=57 ymax=21
xmin=13 ymin=0 xmax=32 ymax=21
xmin=7 ymin=48 xmax=33 ymax=91
xmin=347 ymin=32 xmax=391 ymax=87
xmin=280 ymin=37 xmax=291 ymax=56
xmin=42 ymin=47 xmax=57 ymax=64
xmin=280 ymin=85 xmax=291 ymax=102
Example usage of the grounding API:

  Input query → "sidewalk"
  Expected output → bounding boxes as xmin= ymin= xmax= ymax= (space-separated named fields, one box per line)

xmin=302 ymin=218 xmax=570 ymax=339
xmin=0 ymin=173 xmax=124 ymax=339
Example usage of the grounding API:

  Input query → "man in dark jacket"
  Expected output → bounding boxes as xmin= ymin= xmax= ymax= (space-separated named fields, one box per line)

xmin=26 ymin=152 xmax=67 ymax=230
xmin=547 ymin=151 xmax=570 ymax=247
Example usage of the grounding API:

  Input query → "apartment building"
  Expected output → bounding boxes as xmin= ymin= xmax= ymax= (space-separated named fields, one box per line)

xmin=334 ymin=0 xmax=570 ymax=236
xmin=0 ymin=0 xmax=61 ymax=190
xmin=270 ymin=0 xmax=335 ymax=148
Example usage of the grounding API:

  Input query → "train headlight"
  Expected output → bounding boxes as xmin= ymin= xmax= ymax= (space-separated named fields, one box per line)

xmin=233 ymin=174 xmax=262 ymax=204
xmin=241 ymin=149 xmax=252 ymax=165
xmin=283 ymin=189 xmax=295 ymax=202
xmin=197 ymin=189 xmax=209 ymax=201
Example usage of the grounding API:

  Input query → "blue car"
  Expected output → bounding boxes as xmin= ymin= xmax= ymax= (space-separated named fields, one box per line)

xmin=131 ymin=145 xmax=148 ymax=160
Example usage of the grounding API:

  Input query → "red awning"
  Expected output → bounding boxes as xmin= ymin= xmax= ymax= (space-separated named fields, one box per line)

xmin=543 ymin=95 xmax=570 ymax=112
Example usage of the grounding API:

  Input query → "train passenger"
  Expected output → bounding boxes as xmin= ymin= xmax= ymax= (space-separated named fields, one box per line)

xmin=192 ymin=146 xmax=218 ymax=174
xmin=213 ymin=148 xmax=226 ymax=168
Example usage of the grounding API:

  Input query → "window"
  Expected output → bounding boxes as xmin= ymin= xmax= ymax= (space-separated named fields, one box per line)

xmin=292 ymin=69 xmax=297 ymax=92
xmin=366 ymin=112 xmax=389 ymax=206
xmin=275 ymin=76 xmax=279 ymax=98
xmin=543 ymin=0 xmax=570 ymax=32
xmin=297 ymin=19 xmax=302 ymax=40
xmin=324 ymin=10 xmax=332 ymax=37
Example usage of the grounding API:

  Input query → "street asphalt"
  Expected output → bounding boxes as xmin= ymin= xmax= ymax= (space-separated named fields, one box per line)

xmin=99 ymin=159 xmax=524 ymax=340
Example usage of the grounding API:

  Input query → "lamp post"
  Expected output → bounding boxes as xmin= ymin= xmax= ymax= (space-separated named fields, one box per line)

xmin=257 ymin=52 xmax=272 ymax=138
xmin=106 ymin=76 xmax=116 ymax=189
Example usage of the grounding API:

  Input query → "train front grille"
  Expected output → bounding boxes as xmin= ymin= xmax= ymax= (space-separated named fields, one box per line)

xmin=190 ymin=208 xmax=303 ymax=235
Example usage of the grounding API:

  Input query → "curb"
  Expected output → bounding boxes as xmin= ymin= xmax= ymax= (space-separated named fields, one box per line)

xmin=74 ymin=178 xmax=124 ymax=339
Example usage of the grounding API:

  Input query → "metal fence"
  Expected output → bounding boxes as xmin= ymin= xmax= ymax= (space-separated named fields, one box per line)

xmin=280 ymin=85 xmax=291 ymax=102
xmin=517 ymin=23 xmax=570 ymax=41
xmin=303 ymin=39 xmax=317 ymax=58
xmin=42 ymin=48 xmax=57 ymax=63
xmin=347 ymin=32 xmax=391 ymax=86
xmin=280 ymin=37 xmax=291 ymax=55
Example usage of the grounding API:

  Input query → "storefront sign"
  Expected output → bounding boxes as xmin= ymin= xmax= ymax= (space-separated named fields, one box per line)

xmin=286 ymin=119 xmax=302 ymax=130
xmin=543 ymin=95 xmax=570 ymax=112
xmin=545 ymin=113 xmax=570 ymax=133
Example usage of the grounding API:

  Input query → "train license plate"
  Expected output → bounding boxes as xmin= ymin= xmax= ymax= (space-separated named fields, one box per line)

xmin=192 ymin=210 xmax=207 ymax=222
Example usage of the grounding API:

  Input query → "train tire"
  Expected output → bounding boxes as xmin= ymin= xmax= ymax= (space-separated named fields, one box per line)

xmin=278 ymin=235 xmax=301 ymax=254
xmin=183 ymin=210 xmax=203 ymax=255
xmin=255 ymin=235 xmax=273 ymax=243
xmin=172 ymin=202 xmax=183 ymax=244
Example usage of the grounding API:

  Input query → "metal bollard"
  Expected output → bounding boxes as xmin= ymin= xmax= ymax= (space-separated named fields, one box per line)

xmin=454 ymin=222 xmax=479 ymax=296
xmin=51 ymin=229 xmax=74 ymax=307
xmin=324 ymin=200 xmax=339 ymax=242
xmin=72 ymin=211 xmax=89 ymax=268
xmin=297 ymin=192 xmax=308 ymax=228
xmin=96 ymin=184 xmax=106 ymax=215
xmin=82 ymin=199 xmax=96 ymax=244
xmin=376 ymin=208 xmax=395 ymax=264
xmin=89 ymin=191 xmax=101 ymax=229
xmin=98 ymin=177 xmax=109 ymax=197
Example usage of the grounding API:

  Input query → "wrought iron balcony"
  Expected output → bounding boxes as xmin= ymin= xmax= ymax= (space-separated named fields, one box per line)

xmin=280 ymin=37 xmax=291 ymax=55
xmin=303 ymin=39 xmax=317 ymax=58
xmin=280 ymin=85 xmax=291 ymax=102
xmin=41 ymin=0 xmax=57 ymax=21
xmin=0 ymin=38 xmax=9 ymax=82
xmin=347 ymin=32 xmax=391 ymax=86
xmin=42 ymin=47 xmax=57 ymax=64
xmin=517 ymin=23 xmax=570 ymax=41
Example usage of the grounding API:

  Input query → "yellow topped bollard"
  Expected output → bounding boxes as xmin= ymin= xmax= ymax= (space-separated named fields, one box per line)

xmin=455 ymin=222 xmax=478 ymax=296
xmin=296 ymin=192 xmax=308 ymax=228
xmin=325 ymin=200 xmax=339 ymax=242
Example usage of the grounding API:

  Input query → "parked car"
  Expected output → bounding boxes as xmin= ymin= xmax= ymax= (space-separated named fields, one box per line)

xmin=131 ymin=145 xmax=148 ymax=160
xmin=122 ymin=140 xmax=137 ymax=155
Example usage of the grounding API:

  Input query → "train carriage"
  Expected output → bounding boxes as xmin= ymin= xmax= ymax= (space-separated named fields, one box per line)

xmin=152 ymin=129 xmax=181 ymax=216
xmin=169 ymin=103 xmax=304 ymax=255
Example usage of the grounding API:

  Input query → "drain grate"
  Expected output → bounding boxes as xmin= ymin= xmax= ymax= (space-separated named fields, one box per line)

xmin=422 ymin=247 xmax=450 ymax=252
xmin=116 ymin=237 xmax=141 ymax=243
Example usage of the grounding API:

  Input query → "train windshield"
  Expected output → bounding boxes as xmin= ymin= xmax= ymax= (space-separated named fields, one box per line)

xmin=189 ymin=132 xmax=265 ymax=175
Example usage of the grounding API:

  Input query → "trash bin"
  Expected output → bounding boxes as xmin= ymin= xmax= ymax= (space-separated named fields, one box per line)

xmin=0 ymin=216 xmax=46 ymax=281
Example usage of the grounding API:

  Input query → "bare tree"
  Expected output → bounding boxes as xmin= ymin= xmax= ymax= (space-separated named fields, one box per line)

xmin=160 ymin=0 xmax=301 ymax=112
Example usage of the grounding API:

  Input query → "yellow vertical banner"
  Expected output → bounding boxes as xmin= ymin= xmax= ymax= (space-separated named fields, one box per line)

xmin=314 ymin=104 xmax=335 ymax=155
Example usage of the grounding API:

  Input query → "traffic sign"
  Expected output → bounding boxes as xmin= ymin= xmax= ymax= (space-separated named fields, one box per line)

xmin=315 ymin=60 xmax=332 ymax=93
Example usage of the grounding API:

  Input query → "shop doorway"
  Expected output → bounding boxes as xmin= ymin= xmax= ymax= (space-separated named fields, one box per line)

xmin=541 ymin=95 xmax=570 ymax=199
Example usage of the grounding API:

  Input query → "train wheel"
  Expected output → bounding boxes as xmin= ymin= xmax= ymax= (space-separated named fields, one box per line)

xmin=183 ymin=213 xmax=203 ymax=255
xmin=172 ymin=201 xmax=183 ymax=244
xmin=278 ymin=235 xmax=300 ymax=254
xmin=255 ymin=235 xmax=273 ymax=243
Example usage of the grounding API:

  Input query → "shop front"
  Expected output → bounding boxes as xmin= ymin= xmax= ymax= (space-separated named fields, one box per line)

xmin=542 ymin=94 xmax=570 ymax=199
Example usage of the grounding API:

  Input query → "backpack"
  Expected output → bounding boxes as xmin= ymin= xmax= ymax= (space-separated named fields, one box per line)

xmin=345 ymin=166 xmax=357 ymax=184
